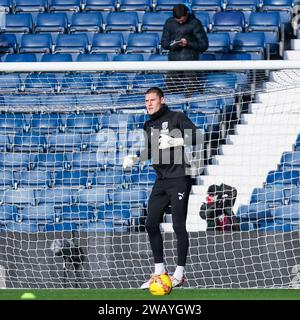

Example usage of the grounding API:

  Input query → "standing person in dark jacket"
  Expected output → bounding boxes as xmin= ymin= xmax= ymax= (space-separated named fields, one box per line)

xmin=123 ymin=87 xmax=203 ymax=289
xmin=161 ymin=3 xmax=208 ymax=93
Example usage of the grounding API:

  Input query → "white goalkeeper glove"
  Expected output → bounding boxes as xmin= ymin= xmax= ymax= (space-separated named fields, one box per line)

xmin=123 ymin=155 xmax=138 ymax=169
xmin=158 ymin=133 xmax=184 ymax=150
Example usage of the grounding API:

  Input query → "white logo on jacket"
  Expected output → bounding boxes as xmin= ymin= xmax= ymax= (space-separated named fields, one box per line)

xmin=178 ymin=192 xmax=185 ymax=200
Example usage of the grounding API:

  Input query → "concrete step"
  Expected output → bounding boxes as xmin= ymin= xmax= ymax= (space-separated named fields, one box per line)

xmin=291 ymin=39 xmax=300 ymax=50
xmin=284 ymin=50 xmax=300 ymax=60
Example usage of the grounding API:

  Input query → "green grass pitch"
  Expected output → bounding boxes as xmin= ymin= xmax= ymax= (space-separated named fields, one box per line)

xmin=0 ymin=289 xmax=300 ymax=300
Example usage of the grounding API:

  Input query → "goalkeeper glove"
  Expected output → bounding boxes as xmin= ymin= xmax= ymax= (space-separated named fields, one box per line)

xmin=123 ymin=155 xmax=138 ymax=169
xmin=158 ymin=133 xmax=184 ymax=150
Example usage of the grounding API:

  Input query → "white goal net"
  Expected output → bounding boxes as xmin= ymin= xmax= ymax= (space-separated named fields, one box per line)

xmin=0 ymin=60 xmax=299 ymax=289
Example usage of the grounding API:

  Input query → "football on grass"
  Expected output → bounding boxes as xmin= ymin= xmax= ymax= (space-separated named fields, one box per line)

xmin=149 ymin=274 xmax=172 ymax=296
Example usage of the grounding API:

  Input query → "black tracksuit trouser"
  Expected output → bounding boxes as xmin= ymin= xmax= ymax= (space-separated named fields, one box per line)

xmin=145 ymin=176 xmax=192 ymax=266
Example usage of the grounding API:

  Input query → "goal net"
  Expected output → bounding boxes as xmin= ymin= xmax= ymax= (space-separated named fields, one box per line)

xmin=0 ymin=60 xmax=299 ymax=289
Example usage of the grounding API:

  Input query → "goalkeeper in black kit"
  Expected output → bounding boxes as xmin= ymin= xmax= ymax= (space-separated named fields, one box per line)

xmin=123 ymin=87 xmax=203 ymax=288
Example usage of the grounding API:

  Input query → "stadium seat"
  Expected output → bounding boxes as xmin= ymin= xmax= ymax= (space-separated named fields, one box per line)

xmin=232 ymin=32 xmax=266 ymax=59
xmin=225 ymin=0 xmax=260 ymax=23
xmin=0 ymin=34 xmax=17 ymax=53
xmin=47 ymin=133 xmax=83 ymax=152
xmin=49 ymin=0 xmax=81 ymax=21
xmin=54 ymin=34 xmax=89 ymax=54
xmin=4 ymin=222 xmax=41 ymax=232
xmin=295 ymin=134 xmax=300 ymax=151
xmin=105 ymin=12 xmax=139 ymax=44
xmin=119 ymin=0 xmax=151 ymax=22
xmin=250 ymin=186 xmax=287 ymax=206
xmin=191 ymin=0 xmax=223 ymax=21
xmin=248 ymin=12 xmax=281 ymax=57
xmin=126 ymin=33 xmax=159 ymax=59
xmin=96 ymin=203 xmax=132 ymax=224
xmin=204 ymin=73 xmax=237 ymax=93
xmin=141 ymin=11 xmax=172 ymax=39
xmin=0 ymin=205 xmax=18 ymax=222
xmin=0 ymin=152 xmax=31 ymax=170
xmin=89 ymin=168 xmax=124 ymax=187
xmin=31 ymin=153 xmax=67 ymax=170
xmin=40 ymin=94 xmax=77 ymax=110
xmin=76 ymin=53 xmax=108 ymax=61
xmin=90 ymin=33 xmax=124 ymax=54
xmin=3 ymin=188 xmax=36 ymax=206
xmin=29 ymin=113 xmax=62 ymax=134
xmin=5 ymin=53 xmax=37 ymax=62
xmin=4 ymin=94 xmax=41 ymax=111
xmin=112 ymin=53 xmax=144 ymax=61
xmin=0 ymin=73 xmax=22 ymax=93
xmin=12 ymin=132 xmax=47 ymax=153
xmin=289 ymin=187 xmax=300 ymax=203
xmin=59 ymin=205 xmax=95 ymax=222
xmin=126 ymin=129 xmax=145 ymax=155
xmin=206 ymin=33 xmax=231 ymax=55
xmin=65 ymin=151 xmax=100 ymax=170
xmin=124 ymin=165 xmax=156 ymax=186
xmin=279 ymin=151 xmax=300 ymax=170
xmin=265 ymin=170 xmax=300 ymax=187
xmin=78 ymin=186 xmax=108 ymax=206
xmin=36 ymin=188 xmax=76 ymax=206
xmin=131 ymin=73 xmax=165 ymax=93
xmin=155 ymin=0 xmax=184 ymax=11
xmin=16 ymin=170 xmax=53 ymax=188
xmin=19 ymin=34 xmax=52 ymax=54
xmin=35 ymin=13 xmax=68 ymax=42
xmin=78 ymin=220 xmax=128 ymax=232
xmin=0 ymin=0 xmax=12 ymax=13
xmin=95 ymin=72 xmax=129 ymax=93
xmin=148 ymin=53 xmax=168 ymax=61
xmin=0 ymin=170 xmax=15 ymax=189
xmin=15 ymin=0 xmax=47 ymax=13
xmin=60 ymin=73 xmax=94 ymax=93
xmin=0 ymin=113 xmax=26 ymax=133
xmin=109 ymin=188 xmax=148 ymax=207
xmin=82 ymin=129 xmax=117 ymax=152
xmin=24 ymin=73 xmax=58 ymax=93
xmin=212 ymin=11 xmax=245 ymax=41
xmin=84 ymin=0 xmax=116 ymax=23
xmin=219 ymin=52 xmax=252 ymax=60
xmin=20 ymin=205 xmax=57 ymax=223
xmin=64 ymin=112 xmax=100 ymax=133
xmin=41 ymin=53 xmax=73 ymax=62
xmin=0 ymin=134 xmax=12 ymax=152
xmin=4 ymin=13 xmax=33 ymax=38
xmin=54 ymin=170 xmax=89 ymax=187
xmin=262 ymin=0 xmax=293 ymax=25
xmin=270 ymin=203 xmax=300 ymax=221
xmin=194 ymin=11 xmax=210 ymax=32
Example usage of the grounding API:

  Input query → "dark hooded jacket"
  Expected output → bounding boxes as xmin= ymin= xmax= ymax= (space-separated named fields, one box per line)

xmin=161 ymin=12 xmax=208 ymax=61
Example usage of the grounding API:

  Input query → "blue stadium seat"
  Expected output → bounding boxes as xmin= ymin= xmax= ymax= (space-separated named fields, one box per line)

xmin=40 ymin=94 xmax=77 ymax=110
xmin=0 ymin=205 xmax=18 ymax=222
xmin=3 ymin=94 xmax=41 ymax=110
xmin=295 ymin=134 xmax=300 ymax=151
xmin=41 ymin=53 xmax=73 ymax=62
xmin=76 ymin=53 xmax=108 ymax=61
xmin=60 ymin=73 xmax=94 ymax=93
xmin=105 ymin=12 xmax=139 ymax=44
xmin=24 ymin=73 xmax=58 ymax=93
xmin=126 ymin=33 xmax=159 ymax=58
xmin=131 ymin=73 xmax=165 ymax=93
xmin=232 ymin=32 xmax=265 ymax=60
xmin=95 ymin=72 xmax=129 ymax=93
xmin=5 ymin=53 xmax=37 ymax=62
xmin=90 ymin=33 xmax=124 ymax=54
xmin=0 ymin=153 xmax=31 ymax=170
xmin=36 ymin=188 xmax=76 ymax=206
xmin=15 ymin=0 xmax=47 ymax=13
xmin=0 ymin=0 xmax=12 ymax=13
xmin=29 ymin=113 xmax=62 ymax=134
xmin=124 ymin=165 xmax=156 ymax=186
xmin=206 ymin=33 xmax=231 ymax=55
xmin=155 ymin=0 xmax=185 ymax=11
xmin=35 ymin=12 xmax=68 ymax=42
xmin=194 ymin=11 xmax=210 ymax=32
xmin=248 ymin=12 xmax=281 ymax=56
xmin=212 ymin=11 xmax=245 ymax=41
xmin=84 ymin=0 xmax=116 ymax=23
xmin=78 ymin=220 xmax=128 ymax=232
xmin=204 ymin=73 xmax=237 ymax=93
xmin=265 ymin=170 xmax=300 ymax=187
xmin=0 ymin=34 xmax=17 ymax=53
xmin=49 ymin=0 xmax=81 ymax=17
xmin=119 ymin=0 xmax=152 ymax=23
xmin=89 ymin=168 xmax=124 ymax=187
xmin=54 ymin=170 xmax=89 ymax=187
xmin=164 ymin=93 xmax=187 ymax=112
xmin=0 ymin=113 xmax=26 ymax=133
xmin=148 ymin=53 xmax=168 ymax=61
xmin=31 ymin=153 xmax=67 ymax=170
xmin=0 ymin=170 xmax=15 ymax=189
xmin=141 ymin=11 xmax=172 ymax=37
xmin=78 ymin=186 xmax=108 ymax=206
xmin=219 ymin=52 xmax=252 ymax=60
xmin=270 ymin=203 xmax=300 ymax=221
xmin=100 ymin=113 xmax=135 ymax=131
xmin=59 ymin=205 xmax=95 ymax=222
xmin=0 ymin=134 xmax=12 ymax=152
xmin=188 ymin=95 xmax=221 ymax=112
xmin=0 ymin=73 xmax=22 ymax=93
xmin=20 ymin=205 xmax=57 ymax=223
xmin=279 ymin=151 xmax=300 ymax=170
xmin=109 ymin=188 xmax=148 ymax=207
xmin=262 ymin=0 xmax=293 ymax=25
xmin=225 ymin=0 xmax=260 ymax=23
xmin=12 ymin=132 xmax=47 ymax=153
xmin=47 ymin=133 xmax=83 ymax=152
xmin=250 ymin=186 xmax=287 ymax=206
xmin=44 ymin=222 xmax=78 ymax=231
xmin=4 ymin=13 xmax=33 ymax=36
xmin=191 ymin=0 xmax=223 ymax=21
xmin=64 ymin=112 xmax=100 ymax=133
xmin=96 ymin=203 xmax=132 ymax=223
xmin=112 ymin=53 xmax=144 ymax=61
xmin=54 ymin=34 xmax=89 ymax=54
xmin=289 ymin=187 xmax=300 ymax=203
xmin=65 ymin=151 xmax=100 ymax=170
xmin=3 ymin=188 xmax=36 ymax=206
xmin=127 ymin=129 xmax=145 ymax=154
xmin=16 ymin=170 xmax=53 ymax=188
xmin=237 ymin=202 xmax=272 ymax=220
xmin=19 ymin=34 xmax=52 ymax=54
xmin=4 ymin=222 xmax=41 ymax=232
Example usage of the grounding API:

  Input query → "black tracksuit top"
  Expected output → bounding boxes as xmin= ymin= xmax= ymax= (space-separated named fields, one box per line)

xmin=139 ymin=104 xmax=203 ymax=180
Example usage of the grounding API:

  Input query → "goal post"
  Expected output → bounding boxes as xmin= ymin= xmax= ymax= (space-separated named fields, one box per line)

xmin=0 ymin=60 xmax=299 ymax=289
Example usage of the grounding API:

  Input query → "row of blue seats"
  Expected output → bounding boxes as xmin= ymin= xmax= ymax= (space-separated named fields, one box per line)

xmin=0 ymin=186 xmax=149 ymax=207
xmin=0 ymin=167 xmax=157 ymax=188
